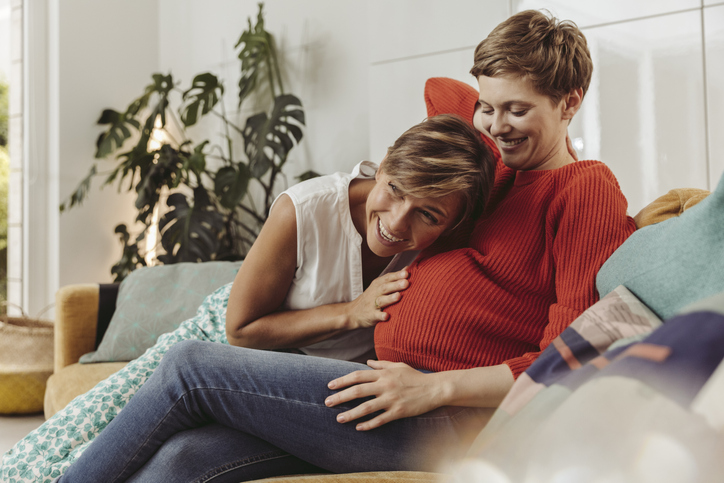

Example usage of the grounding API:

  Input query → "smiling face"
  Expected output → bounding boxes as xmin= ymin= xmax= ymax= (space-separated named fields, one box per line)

xmin=364 ymin=169 xmax=463 ymax=258
xmin=474 ymin=74 xmax=581 ymax=171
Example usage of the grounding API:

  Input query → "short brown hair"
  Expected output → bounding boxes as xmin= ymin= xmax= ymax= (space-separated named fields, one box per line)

xmin=382 ymin=114 xmax=495 ymax=223
xmin=470 ymin=10 xmax=592 ymax=104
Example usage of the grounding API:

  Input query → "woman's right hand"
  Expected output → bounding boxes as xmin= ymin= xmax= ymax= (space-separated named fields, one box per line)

xmin=345 ymin=269 xmax=410 ymax=329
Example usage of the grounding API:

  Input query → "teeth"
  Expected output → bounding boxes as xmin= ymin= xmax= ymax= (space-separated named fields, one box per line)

xmin=379 ymin=219 xmax=403 ymax=242
xmin=500 ymin=137 xmax=526 ymax=147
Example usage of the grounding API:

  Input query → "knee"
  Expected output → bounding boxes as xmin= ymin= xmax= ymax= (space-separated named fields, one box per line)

xmin=159 ymin=339 xmax=209 ymax=372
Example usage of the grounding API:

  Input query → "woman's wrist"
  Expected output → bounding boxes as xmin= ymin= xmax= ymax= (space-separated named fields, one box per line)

xmin=340 ymin=301 xmax=362 ymax=331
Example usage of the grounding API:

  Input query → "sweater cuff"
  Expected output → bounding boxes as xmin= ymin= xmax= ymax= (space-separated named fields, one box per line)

xmin=504 ymin=354 xmax=539 ymax=379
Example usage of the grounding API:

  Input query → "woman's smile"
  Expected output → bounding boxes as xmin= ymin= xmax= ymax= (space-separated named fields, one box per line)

xmin=499 ymin=137 xmax=527 ymax=148
xmin=377 ymin=218 xmax=406 ymax=244
xmin=362 ymin=170 xmax=462 ymax=258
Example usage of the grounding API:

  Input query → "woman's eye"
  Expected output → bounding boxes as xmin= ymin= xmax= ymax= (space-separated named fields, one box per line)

xmin=388 ymin=182 xmax=399 ymax=194
xmin=420 ymin=211 xmax=438 ymax=224
xmin=482 ymin=109 xmax=494 ymax=115
xmin=511 ymin=110 xmax=528 ymax=117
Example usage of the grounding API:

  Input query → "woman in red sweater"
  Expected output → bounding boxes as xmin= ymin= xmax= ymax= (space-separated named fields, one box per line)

xmin=50 ymin=10 xmax=636 ymax=482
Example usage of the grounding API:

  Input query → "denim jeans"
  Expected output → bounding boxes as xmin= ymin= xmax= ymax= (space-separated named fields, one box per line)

xmin=58 ymin=340 xmax=488 ymax=482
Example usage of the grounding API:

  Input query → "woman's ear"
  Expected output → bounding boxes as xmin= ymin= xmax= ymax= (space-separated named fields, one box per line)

xmin=561 ymin=88 xmax=584 ymax=120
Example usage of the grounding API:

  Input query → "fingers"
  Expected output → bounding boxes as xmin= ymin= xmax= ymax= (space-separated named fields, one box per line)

xmin=374 ymin=292 xmax=401 ymax=311
xmin=354 ymin=412 xmax=396 ymax=431
xmin=372 ymin=270 xmax=410 ymax=295
xmin=366 ymin=359 xmax=394 ymax=370
xmin=336 ymin=398 xmax=395 ymax=430
xmin=327 ymin=369 xmax=379 ymax=392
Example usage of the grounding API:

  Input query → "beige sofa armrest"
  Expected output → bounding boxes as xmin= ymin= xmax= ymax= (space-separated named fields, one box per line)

xmin=54 ymin=284 xmax=99 ymax=373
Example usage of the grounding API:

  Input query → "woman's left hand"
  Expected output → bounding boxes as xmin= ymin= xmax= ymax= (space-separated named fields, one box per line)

xmin=325 ymin=360 xmax=445 ymax=431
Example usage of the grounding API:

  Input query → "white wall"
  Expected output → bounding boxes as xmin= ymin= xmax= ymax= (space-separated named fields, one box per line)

xmin=156 ymin=0 xmax=370 ymax=178
xmin=22 ymin=0 xmax=721 ymax=312
xmin=56 ymin=0 xmax=159 ymax=293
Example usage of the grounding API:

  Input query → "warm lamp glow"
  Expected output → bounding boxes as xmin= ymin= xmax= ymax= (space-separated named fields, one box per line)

xmin=145 ymin=117 xmax=167 ymax=265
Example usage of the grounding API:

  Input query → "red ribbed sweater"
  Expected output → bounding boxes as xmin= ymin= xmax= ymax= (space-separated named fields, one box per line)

xmin=376 ymin=78 xmax=637 ymax=378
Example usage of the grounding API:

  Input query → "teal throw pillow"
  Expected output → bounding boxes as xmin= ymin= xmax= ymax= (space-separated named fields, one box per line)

xmin=80 ymin=261 xmax=242 ymax=363
xmin=596 ymin=171 xmax=724 ymax=320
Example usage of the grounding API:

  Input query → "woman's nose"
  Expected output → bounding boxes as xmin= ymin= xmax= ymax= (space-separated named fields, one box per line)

xmin=489 ymin=112 xmax=509 ymax=136
xmin=388 ymin=206 xmax=410 ymax=234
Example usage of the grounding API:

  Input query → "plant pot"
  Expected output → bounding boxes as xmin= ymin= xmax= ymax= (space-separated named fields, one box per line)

xmin=0 ymin=317 xmax=54 ymax=415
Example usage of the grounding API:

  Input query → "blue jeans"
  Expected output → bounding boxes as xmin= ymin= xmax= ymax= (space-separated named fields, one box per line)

xmin=58 ymin=340 xmax=488 ymax=482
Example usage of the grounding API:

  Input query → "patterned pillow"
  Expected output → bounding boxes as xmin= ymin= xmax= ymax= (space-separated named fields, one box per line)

xmin=494 ymin=285 xmax=661 ymax=416
xmin=80 ymin=261 xmax=241 ymax=363
xmin=460 ymin=288 xmax=724 ymax=482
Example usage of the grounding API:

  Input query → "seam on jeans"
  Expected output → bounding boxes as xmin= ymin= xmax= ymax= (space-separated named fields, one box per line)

xmin=113 ymin=397 xmax=194 ymax=483
xmin=185 ymin=386 xmax=331 ymax=410
xmin=194 ymin=451 xmax=293 ymax=483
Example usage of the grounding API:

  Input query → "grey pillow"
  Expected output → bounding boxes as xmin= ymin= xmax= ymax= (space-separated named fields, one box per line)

xmin=80 ymin=261 xmax=242 ymax=363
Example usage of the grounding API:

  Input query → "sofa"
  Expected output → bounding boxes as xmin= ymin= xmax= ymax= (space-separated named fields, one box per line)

xmin=40 ymin=181 xmax=719 ymax=482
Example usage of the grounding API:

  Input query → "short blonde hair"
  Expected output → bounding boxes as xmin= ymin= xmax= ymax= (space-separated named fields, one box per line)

xmin=382 ymin=114 xmax=495 ymax=223
xmin=470 ymin=10 xmax=592 ymax=104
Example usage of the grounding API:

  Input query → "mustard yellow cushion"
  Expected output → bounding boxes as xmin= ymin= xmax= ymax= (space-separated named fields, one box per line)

xmin=633 ymin=187 xmax=709 ymax=228
xmin=257 ymin=472 xmax=446 ymax=482
xmin=44 ymin=362 xmax=128 ymax=419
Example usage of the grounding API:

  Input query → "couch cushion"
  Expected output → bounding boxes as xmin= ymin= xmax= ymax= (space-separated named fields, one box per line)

xmin=256 ymin=472 xmax=445 ymax=482
xmin=44 ymin=362 xmax=127 ymax=418
xmin=80 ymin=261 xmax=241 ymax=363
xmin=633 ymin=187 xmax=709 ymax=228
xmin=596 ymin=171 xmax=724 ymax=320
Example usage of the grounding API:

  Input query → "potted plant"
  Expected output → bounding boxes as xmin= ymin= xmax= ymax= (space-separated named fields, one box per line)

xmin=61 ymin=3 xmax=315 ymax=281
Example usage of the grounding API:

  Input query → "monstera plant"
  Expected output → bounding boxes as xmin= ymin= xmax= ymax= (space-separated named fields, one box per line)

xmin=61 ymin=4 xmax=314 ymax=281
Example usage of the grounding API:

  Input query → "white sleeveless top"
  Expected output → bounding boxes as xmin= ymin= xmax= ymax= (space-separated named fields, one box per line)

xmin=272 ymin=161 xmax=418 ymax=361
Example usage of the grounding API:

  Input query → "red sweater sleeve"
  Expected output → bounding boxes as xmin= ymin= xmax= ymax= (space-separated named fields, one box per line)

xmin=424 ymin=77 xmax=500 ymax=158
xmin=425 ymin=77 xmax=479 ymax=120
xmin=501 ymin=166 xmax=637 ymax=376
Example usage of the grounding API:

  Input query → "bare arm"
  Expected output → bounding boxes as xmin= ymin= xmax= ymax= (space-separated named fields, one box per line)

xmin=226 ymin=194 xmax=409 ymax=349
xmin=325 ymin=361 xmax=514 ymax=431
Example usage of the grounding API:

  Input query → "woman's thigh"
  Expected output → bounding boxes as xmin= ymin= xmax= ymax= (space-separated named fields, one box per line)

xmin=127 ymin=424 xmax=326 ymax=483
xmin=149 ymin=340 xmax=486 ymax=473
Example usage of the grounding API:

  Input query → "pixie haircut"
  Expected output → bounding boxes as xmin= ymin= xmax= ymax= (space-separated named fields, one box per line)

xmin=470 ymin=10 xmax=592 ymax=104
xmin=382 ymin=114 xmax=495 ymax=223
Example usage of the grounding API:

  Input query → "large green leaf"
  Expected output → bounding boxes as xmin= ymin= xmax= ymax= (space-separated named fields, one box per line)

xmin=146 ymin=73 xmax=174 ymax=97
xmin=243 ymin=94 xmax=305 ymax=178
xmin=157 ymin=188 xmax=224 ymax=264
xmin=59 ymin=164 xmax=98 ymax=212
xmin=134 ymin=144 xmax=188 ymax=224
xmin=182 ymin=140 xmax=208 ymax=175
xmin=95 ymin=74 xmax=173 ymax=159
xmin=110 ymin=224 xmax=147 ymax=282
xmin=105 ymin=99 xmax=170 ymax=196
xmin=95 ymin=110 xmax=140 ymax=159
xmin=235 ymin=3 xmax=281 ymax=106
xmin=214 ymin=164 xmax=251 ymax=210
xmin=180 ymin=73 xmax=224 ymax=127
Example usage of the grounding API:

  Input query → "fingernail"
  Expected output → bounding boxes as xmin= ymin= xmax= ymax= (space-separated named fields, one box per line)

xmin=325 ymin=397 xmax=332 ymax=406
xmin=337 ymin=414 xmax=346 ymax=423
xmin=328 ymin=381 xmax=335 ymax=389
xmin=356 ymin=424 xmax=364 ymax=431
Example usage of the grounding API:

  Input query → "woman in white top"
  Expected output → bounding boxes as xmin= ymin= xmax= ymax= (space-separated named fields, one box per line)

xmin=225 ymin=114 xmax=495 ymax=360
xmin=6 ymin=114 xmax=495 ymax=483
